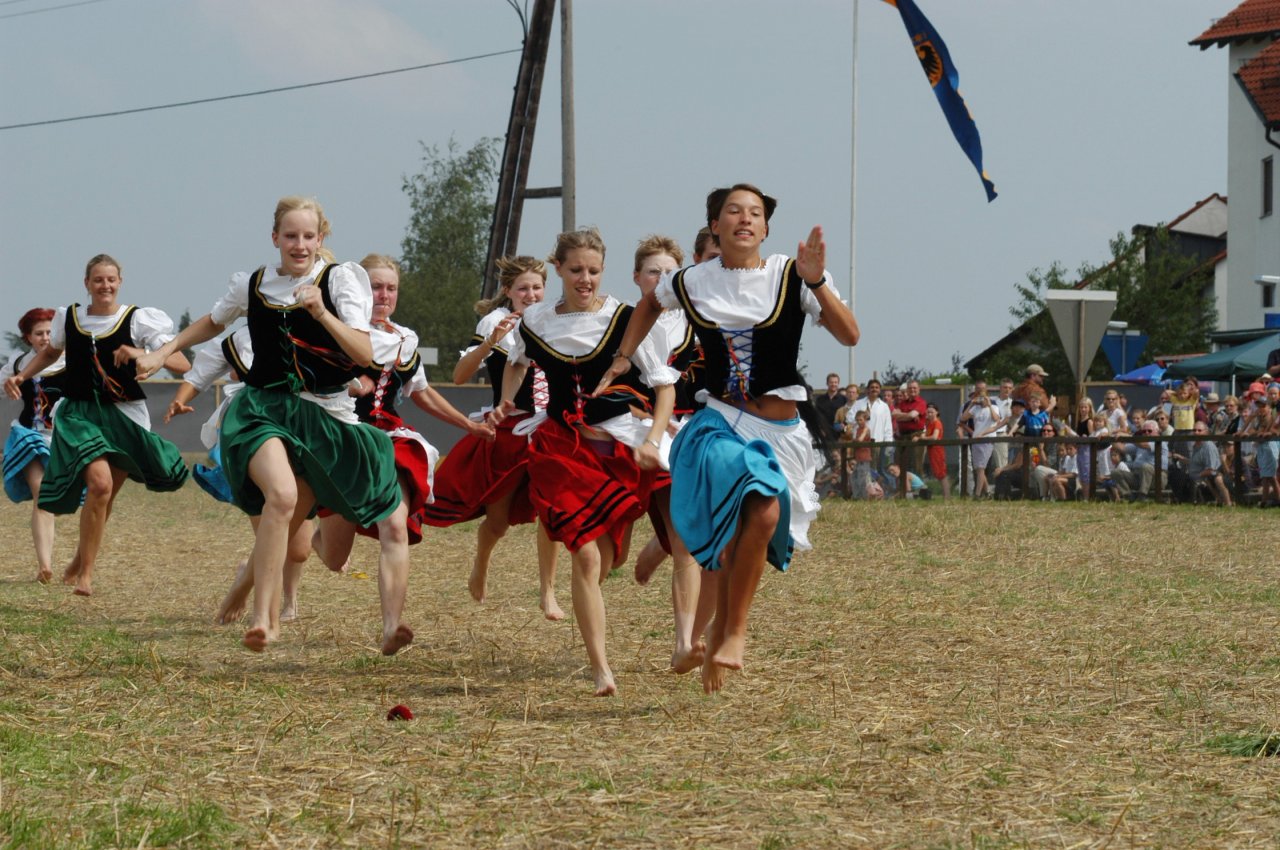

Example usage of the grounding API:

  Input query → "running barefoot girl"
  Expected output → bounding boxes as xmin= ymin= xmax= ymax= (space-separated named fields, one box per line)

xmin=598 ymin=184 xmax=859 ymax=693
xmin=1 ymin=308 xmax=67 ymax=583
xmin=492 ymin=229 xmax=678 ymax=696
xmin=3 ymin=256 xmax=191 ymax=596
xmin=421 ymin=256 xmax=563 ymax=620
xmin=310 ymin=254 xmax=495 ymax=577
xmin=164 ymin=330 xmax=313 ymax=624
xmin=625 ymin=235 xmax=710 ymax=673
xmin=138 ymin=197 xmax=412 ymax=655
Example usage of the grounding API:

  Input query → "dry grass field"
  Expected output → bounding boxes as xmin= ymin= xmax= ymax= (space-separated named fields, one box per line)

xmin=3 ymin=485 xmax=1280 ymax=849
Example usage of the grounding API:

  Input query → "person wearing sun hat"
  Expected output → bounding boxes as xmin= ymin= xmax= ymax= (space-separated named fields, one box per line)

xmin=1011 ymin=363 xmax=1053 ymax=412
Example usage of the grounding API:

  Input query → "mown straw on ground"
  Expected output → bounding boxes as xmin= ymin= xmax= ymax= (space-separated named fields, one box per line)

xmin=3 ymin=487 xmax=1280 ymax=848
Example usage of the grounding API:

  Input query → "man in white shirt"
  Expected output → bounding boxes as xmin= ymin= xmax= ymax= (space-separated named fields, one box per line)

xmin=852 ymin=378 xmax=893 ymax=474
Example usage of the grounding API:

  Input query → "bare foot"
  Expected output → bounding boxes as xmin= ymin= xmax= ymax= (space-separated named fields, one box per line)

xmin=671 ymin=639 xmax=706 ymax=675
xmin=242 ymin=627 xmax=268 ymax=652
xmin=468 ymin=559 xmax=488 ymax=603
xmin=634 ymin=537 xmax=666 ymax=586
xmin=381 ymin=624 xmax=414 ymax=656
xmin=701 ymin=655 xmax=727 ymax=694
xmin=593 ymin=668 xmax=617 ymax=697
xmin=61 ymin=555 xmax=82 ymax=586
xmin=72 ymin=581 xmax=92 ymax=597
xmin=540 ymin=591 xmax=565 ymax=621
xmin=35 ymin=567 xmax=53 ymax=584
xmin=710 ymin=632 xmax=746 ymax=672
xmin=214 ymin=560 xmax=251 ymax=625
xmin=280 ymin=599 xmax=298 ymax=623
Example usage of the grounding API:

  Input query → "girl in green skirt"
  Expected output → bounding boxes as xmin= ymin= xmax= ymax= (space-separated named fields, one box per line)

xmin=3 ymin=255 xmax=190 ymax=596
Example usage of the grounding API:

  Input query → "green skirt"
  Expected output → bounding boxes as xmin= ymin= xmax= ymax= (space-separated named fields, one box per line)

xmin=220 ymin=385 xmax=400 ymax=526
xmin=40 ymin=398 xmax=189 ymax=515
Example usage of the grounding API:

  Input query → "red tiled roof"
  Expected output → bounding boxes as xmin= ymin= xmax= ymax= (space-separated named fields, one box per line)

xmin=1236 ymin=40 xmax=1280 ymax=125
xmin=1192 ymin=0 xmax=1280 ymax=49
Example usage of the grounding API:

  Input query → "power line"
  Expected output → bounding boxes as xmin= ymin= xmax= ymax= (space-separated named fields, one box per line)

xmin=0 ymin=0 xmax=114 ymax=19
xmin=0 ymin=47 xmax=522 ymax=131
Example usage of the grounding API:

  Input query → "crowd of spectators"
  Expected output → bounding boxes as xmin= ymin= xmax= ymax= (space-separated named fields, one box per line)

xmin=811 ymin=362 xmax=1280 ymax=507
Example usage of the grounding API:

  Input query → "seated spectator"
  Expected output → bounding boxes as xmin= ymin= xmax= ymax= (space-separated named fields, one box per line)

xmin=1127 ymin=407 xmax=1148 ymax=435
xmin=1031 ymin=423 xmax=1061 ymax=499
xmin=1097 ymin=446 xmax=1129 ymax=502
xmin=1112 ymin=420 xmax=1160 ymax=501
xmin=1176 ymin=422 xmax=1232 ymax=506
xmin=813 ymin=449 xmax=844 ymax=500
xmin=885 ymin=462 xmax=929 ymax=499
xmin=1147 ymin=389 xmax=1172 ymax=421
xmin=1049 ymin=442 xmax=1080 ymax=501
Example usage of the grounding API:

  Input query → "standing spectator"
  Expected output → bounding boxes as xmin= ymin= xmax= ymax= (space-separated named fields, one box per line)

xmin=849 ymin=409 xmax=874 ymax=499
xmin=893 ymin=379 xmax=927 ymax=474
xmin=923 ymin=403 xmax=950 ymax=499
xmin=958 ymin=380 xmax=1000 ymax=498
xmin=1128 ymin=407 xmax=1148 ymax=435
xmin=1101 ymin=389 xmax=1127 ymax=434
xmin=812 ymin=373 xmax=844 ymax=445
xmin=1205 ymin=393 xmax=1228 ymax=434
xmin=855 ymin=378 xmax=893 ymax=473
xmin=1254 ymin=404 xmax=1279 ymax=506
xmin=1014 ymin=393 xmax=1050 ymax=437
xmin=991 ymin=378 xmax=1014 ymax=469
xmin=834 ymin=383 xmax=859 ymax=439
xmin=1147 ymin=389 xmax=1172 ymax=421
xmin=1220 ymin=394 xmax=1242 ymax=472
xmin=1011 ymin=365 xmax=1052 ymax=410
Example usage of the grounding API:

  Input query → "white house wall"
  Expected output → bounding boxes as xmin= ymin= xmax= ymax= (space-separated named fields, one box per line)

xmin=1227 ymin=41 xmax=1280 ymax=331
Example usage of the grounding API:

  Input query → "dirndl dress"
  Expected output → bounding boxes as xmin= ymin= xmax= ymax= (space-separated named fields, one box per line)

xmin=3 ymin=422 xmax=50 ymax=502
xmin=38 ymin=398 xmax=189 ymax=515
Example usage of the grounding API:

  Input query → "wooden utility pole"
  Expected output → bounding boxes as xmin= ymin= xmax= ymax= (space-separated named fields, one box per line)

xmin=483 ymin=0 xmax=572 ymax=301
xmin=482 ymin=0 xmax=557 ymax=300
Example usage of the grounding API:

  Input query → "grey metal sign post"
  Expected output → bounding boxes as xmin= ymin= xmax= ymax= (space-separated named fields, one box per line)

xmin=1045 ymin=290 xmax=1117 ymax=410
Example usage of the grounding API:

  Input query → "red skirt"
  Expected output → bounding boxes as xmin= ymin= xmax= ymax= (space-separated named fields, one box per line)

xmin=419 ymin=416 xmax=536 ymax=528
xmin=319 ymin=421 xmax=436 ymax=545
xmin=527 ymin=421 xmax=664 ymax=554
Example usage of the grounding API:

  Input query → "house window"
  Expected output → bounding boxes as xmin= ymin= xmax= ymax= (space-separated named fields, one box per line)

xmin=1265 ymin=157 xmax=1274 ymax=218
xmin=1265 ymin=282 xmax=1276 ymax=309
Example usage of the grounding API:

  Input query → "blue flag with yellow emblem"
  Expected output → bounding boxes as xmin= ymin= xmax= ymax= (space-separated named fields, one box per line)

xmin=883 ymin=0 xmax=997 ymax=202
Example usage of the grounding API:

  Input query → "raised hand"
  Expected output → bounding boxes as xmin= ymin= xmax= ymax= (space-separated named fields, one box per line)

xmin=796 ymin=225 xmax=826 ymax=284
xmin=164 ymin=400 xmax=194 ymax=423
xmin=488 ymin=314 xmax=520 ymax=346
xmin=294 ymin=283 xmax=327 ymax=319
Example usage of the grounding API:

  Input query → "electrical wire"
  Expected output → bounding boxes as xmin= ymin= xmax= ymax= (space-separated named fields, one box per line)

xmin=0 ymin=47 xmax=522 ymax=131
xmin=0 ymin=0 xmax=113 ymax=19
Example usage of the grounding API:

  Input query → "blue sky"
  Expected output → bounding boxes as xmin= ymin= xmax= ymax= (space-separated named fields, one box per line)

xmin=0 ymin=0 xmax=1229 ymax=383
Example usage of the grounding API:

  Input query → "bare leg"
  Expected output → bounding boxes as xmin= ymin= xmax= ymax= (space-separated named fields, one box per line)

xmin=241 ymin=439 xmax=307 ymax=651
xmin=571 ymin=538 xmax=616 ymax=696
xmin=700 ymin=573 xmax=730 ymax=694
xmin=634 ymin=535 xmax=668 ymax=586
xmin=536 ymin=521 xmax=563 ymax=620
xmin=24 ymin=461 xmax=54 ymax=583
xmin=375 ymin=500 xmax=413 ymax=655
xmin=703 ymin=493 xmax=777 ymax=688
xmin=656 ymin=492 xmax=703 ymax=674
xmin=470 ymin=488 xmax=516 ymax=603
xmin=66 ymin=459 xmax=127 ymax=596
xmin=974 ymin=469 xmax=989 ymax=498
xmin=313 ymin=514 xmax=358 ymax=573
xmin=280 ymin=518 xmax=313 ymax=622
xmin=215 ymin=557 xmax=253 ymax=625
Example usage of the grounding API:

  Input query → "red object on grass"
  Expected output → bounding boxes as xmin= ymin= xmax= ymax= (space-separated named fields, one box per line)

xmin=386 ymin=704 xmax=414 ymax=721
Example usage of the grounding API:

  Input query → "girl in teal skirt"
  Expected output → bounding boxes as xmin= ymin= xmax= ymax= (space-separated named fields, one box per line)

xmin=3 ymin=255 xmax=190 ymax=596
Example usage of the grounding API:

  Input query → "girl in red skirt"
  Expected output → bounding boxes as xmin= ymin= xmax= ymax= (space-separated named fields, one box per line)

xmin=493 ymin=229 xmax=677 ymax=696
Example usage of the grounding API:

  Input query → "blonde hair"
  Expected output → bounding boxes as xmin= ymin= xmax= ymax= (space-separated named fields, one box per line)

xmin=273 ymin=196 xmax=335 ymax=263
xmin=547 ymin=227 xmax=606 ymax=266
xmin=633 ymin=235 xmax=684 ymax=273
xmin=359 ymin=253 xmax=400 ymax=276
xmin=476 ymin=255 xmax=547 ymax=315
xmin=84 ymin=253 xmax=121 ymax=279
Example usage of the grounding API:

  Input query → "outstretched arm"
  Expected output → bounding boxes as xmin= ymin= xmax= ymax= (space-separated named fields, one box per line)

xmin=3 ymin=344 xmax=62 ymax=400
xmin=410 ymin=385 xmax=494 ymax=440
xmin=635 ymin=384 xmax=674 ymax=470
xmin=165 ymin=381 xmax=200 ymax=423
xmin=797 ymin=226 xmax=859 ymax=346
xmin=136 ymin=314 xmax=225 ymax=379
xmin=592 ymin=292 xmax=663 ymax=396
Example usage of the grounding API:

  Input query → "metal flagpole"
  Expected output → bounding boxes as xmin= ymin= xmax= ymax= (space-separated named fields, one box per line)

xmin=848 ymin=0 xmax=859 ymax=383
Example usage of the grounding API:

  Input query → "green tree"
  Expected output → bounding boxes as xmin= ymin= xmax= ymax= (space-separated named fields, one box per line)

xmin=397 ymin=137 xmax=500 ymax=380
xmin=977 ymin=226 xmax=1216 ymax=398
